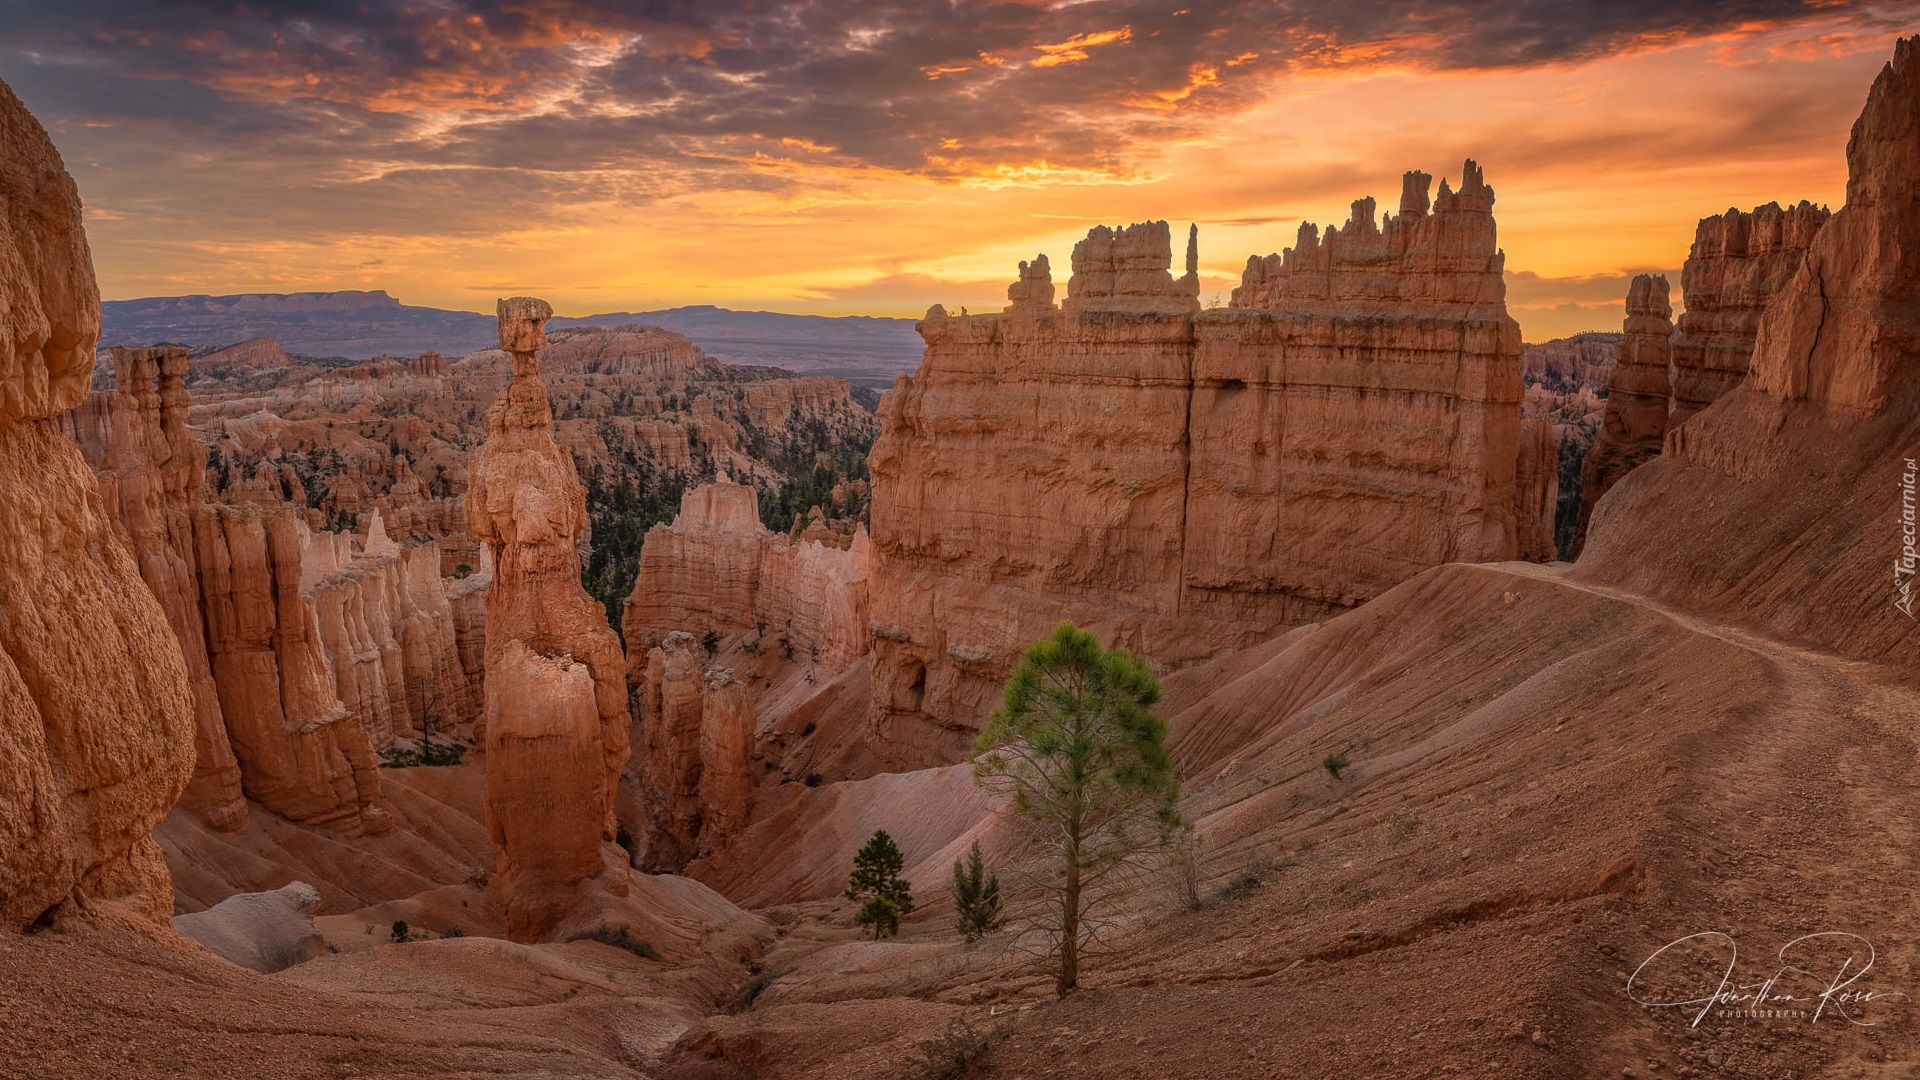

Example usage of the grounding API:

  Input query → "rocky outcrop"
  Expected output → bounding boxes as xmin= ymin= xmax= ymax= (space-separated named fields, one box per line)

xmin=869 ymin=163 xmax=1528 ymax=761
xmin=1669 ymin=201 xmax=1830 ymax=426
xmin=469 ymin=297 xmax=630 ymax=941
xmin=1572 ymin=275 xmax=1673 ymax=552
xmin=1520 ymin=332 xmax=1616 ymax=395
xmin=636 ymin=633 xmax=757 ymax=869
xmin=620 ymin=480 xmax=869 ymax=865
xmin=1577 ymin=35 xmax=1920 ymax=664
xmin=302 ymin=514 xmax=473 ymax=746
xmin=0 ymin=75 xmax=195 ymax=930
xmin=60 ymin=346 xmax=248 ymax=831
xmin=538 ymin=325 xmax=723 ymax=379
xmin=172 ymin=881 xmax=324 ymax=973
xmin=624 ymin=480 xmax=768 ymax=657
xmin=1513 ymin=419 xmax=1560 ymax=563
xmin=65 ymin=341 xmax=475 ymax=834
xmin=449 ymin=544 xmax=491 ymax=708
xmin=756 ymin=527 xmax=873 ymax=671
xmin=484 ymin=641 xmax=611 ymax=940
xmin=623 ymin=477 xmax=873 ymax=668
xmin=194 ymin=503 xmax=390 ymax=833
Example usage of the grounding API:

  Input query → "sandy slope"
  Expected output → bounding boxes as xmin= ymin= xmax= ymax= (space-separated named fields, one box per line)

xmin=9 ymin=558 xmax=1918 ymax=1078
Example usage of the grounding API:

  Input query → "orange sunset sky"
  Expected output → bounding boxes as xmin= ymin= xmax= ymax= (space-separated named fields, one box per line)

xmin=4 ymin=1 xmax=1916 ymax=341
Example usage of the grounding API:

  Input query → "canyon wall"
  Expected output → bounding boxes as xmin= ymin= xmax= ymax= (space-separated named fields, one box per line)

xmin=65 ymin=347 xmax=477 ymax=834
xmin=1572 ymin=274 xmax=1673 ymax=552
xmin=61 ymin=346 xmax=249 ymax=831
xmin=621 ymin=478 xmax=872 ymax=866
xmin=302 ymin=514 xmax=473 ymax=746
xmin=0 ymin=75 xmax=195 ymax=929
xmin=1577 ymin=36 xmax=1920 ymax=664
xmin=623 ymin=478 xmax=873 ymax=667
xmin=1669 ymin=201 xmax=1831 ymax=426
xmin=1568 ymin=203 xmax=1827 ymax=554
xmin=1513 ymin=419 xmax=1560 ymax=564
xmin=635 ymin=632 xmax=758 ymax=869
xmin=469 ymin=297 xmax=630 ymax=941
xmin=868 ymin=164 xmax=1530 ymax=761
xmin=194 ymin=503 xmax=390 ymax=833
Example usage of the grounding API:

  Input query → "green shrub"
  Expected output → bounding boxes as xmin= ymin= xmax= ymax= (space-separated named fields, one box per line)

xmin=1321 ymin=753 xmax=1349 ymax=780
xmin=390 ymin=920 xmax=409 ymax=943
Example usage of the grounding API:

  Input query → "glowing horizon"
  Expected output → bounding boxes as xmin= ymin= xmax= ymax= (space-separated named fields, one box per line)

xmin=4 ymin=1 xmax=1913 ymax=342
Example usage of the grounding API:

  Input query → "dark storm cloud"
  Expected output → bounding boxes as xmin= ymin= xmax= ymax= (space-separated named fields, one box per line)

xmin=3 ymin=0 xmax=1911 ymax=189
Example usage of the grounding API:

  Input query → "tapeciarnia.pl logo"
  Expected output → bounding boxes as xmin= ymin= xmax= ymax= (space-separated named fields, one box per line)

xmin=1898 ymin=457 xmax=1917 ymax=619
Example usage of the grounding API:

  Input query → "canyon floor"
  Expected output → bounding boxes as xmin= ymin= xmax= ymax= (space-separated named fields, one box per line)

xmin=8 ymin=557 xmax=1916 ymax=1079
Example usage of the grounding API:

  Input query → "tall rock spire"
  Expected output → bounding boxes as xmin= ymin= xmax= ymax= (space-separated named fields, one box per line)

xmin=468 ymin=295 xmax=632 ymax=941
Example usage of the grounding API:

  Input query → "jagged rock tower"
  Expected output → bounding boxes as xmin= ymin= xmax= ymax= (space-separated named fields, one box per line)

xmin=468 ymin=296 xmax=631 ymax=941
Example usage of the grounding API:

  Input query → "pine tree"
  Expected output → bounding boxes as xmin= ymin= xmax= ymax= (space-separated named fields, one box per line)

xmin=854 ymin=894 xmax=901 ymax=939
xmin=972 ymin=622 xmax=1185 ymax=997
xmin=846 ymin=829 xmax=913 ymax=940
xmin=951 ymin=840 xmax=1002 ymax=942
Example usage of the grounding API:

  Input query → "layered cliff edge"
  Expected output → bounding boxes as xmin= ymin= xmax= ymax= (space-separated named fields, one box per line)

xmin=867 ymin=176 xmax=1546 ymax=765
xmin=1575 ymin=37 xmax=1920 ymax=666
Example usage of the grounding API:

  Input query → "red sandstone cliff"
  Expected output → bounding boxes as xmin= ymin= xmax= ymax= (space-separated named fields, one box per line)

xmin=61 ymin=346 xmax=249 ymax=831
xmin=1572 ymin=274 xmax=1673 ymax=552
xmin=65 ymin=351 xmax=476 ymax=834
xmin=194 ymin=503 xmax=391 ymax=833
xmin=0 ymin=76 xmax=195 ymax=930
xmin=1669 ymin=200 xmax=1831 ymax=425
xmin=621 ymin=479 xmax=872 ymax=865
xmin=623 ymin=478 xmax=873 ymax=668
xmin=868 ymin=167 xmax=1530 ymax=761
xmin=1576 ymin=37 xmax=1920 ymax=664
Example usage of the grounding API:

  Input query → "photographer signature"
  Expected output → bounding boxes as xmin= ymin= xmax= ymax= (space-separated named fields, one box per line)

xmin=1626 ymin=931 xmax=1909 ymax=1027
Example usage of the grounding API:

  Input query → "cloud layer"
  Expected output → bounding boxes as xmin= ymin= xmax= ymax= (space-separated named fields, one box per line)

xmin=1 ymin=0 xmax=1912 ymax=339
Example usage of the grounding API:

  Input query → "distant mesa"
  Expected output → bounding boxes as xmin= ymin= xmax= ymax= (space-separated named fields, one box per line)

xmin=101 ymin=292 xmax=926 ymax=380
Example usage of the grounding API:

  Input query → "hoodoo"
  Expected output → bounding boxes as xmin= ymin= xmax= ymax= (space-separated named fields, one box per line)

xmin=467 ymin=296 xmax=631 ymax=940
xmin=868 ymin=164 xmax=1534 ymax=762
xmin=1572 ymin=274 xmax=1673 ymax=552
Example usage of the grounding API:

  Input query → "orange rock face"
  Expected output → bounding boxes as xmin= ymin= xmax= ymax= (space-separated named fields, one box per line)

xmin=61 ymin=346 xmax=248 ymax=831
xmin=484 ymin=641 xmax=613 ymax=940
xmin=1670 ymin=200 xmax=1831 ymax=425
xmin=1572 ymin=274 xmax=1673 ymax=553
xmin=1512 ymin=419 xmax=1560 ymax=564
xmin=869 ymin=164 xmax=1530 ymax=759
xmin=636 ymin=632 xmax=758 ymax=868
xmin=1576 ymin=35 xmax=1920 ymax=663
xmin=624 ymin=480 xmax=768 ymax=656
xmin=470 ymin=297 xmax=630 ymax=941
xmin=64 ymin=346 xmax=474 ymax=833
xmin=0 ymin=75 xmax=195 ymax=930
xmin=621 ymin=480 xmax=870 ymax=865
xmin=623 ymin=478 xmax=873 ymax=667
xmin=194 ymin=503 xmax=390 ymax=833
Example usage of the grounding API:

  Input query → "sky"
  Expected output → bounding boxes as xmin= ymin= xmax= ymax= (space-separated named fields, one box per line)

xmin=2 ymin=1 xmax=1914 ymax=342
